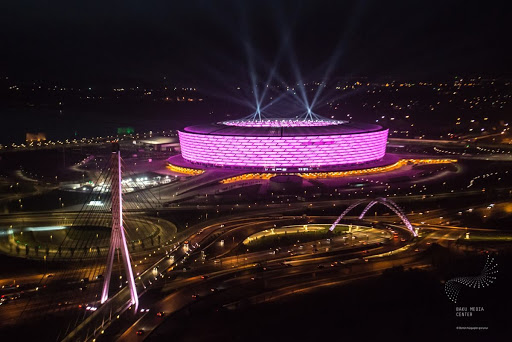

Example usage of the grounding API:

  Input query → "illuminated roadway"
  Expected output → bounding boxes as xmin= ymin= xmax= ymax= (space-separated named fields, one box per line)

xmin=103 ymin=199 xmax=510 ymax=341
xmin=2 ymin=188 xmax=510 ymax=340
xmin=102 ymin=213 xmax=471 ymax=341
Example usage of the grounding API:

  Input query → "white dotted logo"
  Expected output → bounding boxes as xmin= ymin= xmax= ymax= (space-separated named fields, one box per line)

xmin=445 ymin=255 xmax=498 ymax=303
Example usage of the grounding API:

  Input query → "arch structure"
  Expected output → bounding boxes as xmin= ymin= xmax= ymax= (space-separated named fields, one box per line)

xmin=329 ymin=197 xmax=417 ymax=237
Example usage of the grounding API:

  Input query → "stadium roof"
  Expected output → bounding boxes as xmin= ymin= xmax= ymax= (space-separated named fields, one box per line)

xmin=182 ymin=121 xmax=385 ymax=137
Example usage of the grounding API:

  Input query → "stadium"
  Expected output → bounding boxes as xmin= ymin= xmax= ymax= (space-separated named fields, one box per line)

xmin=174 ymin=117 xmax=389 ymax=171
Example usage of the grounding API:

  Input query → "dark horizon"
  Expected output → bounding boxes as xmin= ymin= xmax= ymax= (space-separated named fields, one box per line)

xmin=2 ymin=0 xmax=510 ymax=86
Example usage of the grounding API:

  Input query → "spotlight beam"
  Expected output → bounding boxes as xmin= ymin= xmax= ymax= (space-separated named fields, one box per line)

xmin=256 ymin=20 xmax=296 ymax=112
xmin=309 ymin=43 xmax=344 ymax=111
xmin=244 ymin=41 xmax=262 ymax=120
xmin=287 ymin=49 xmax=310 ymax=113
xmin=198 ymin=50 xmax=261 ymax=110
xmin=258 ymin=76 xmax=308 ymax=113
xmin=310 ymin=1 xmax=368 ymax=111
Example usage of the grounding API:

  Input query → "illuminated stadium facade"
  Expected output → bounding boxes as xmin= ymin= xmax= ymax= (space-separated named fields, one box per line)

xmin=176 ymin=118 xmax=389 ymax=171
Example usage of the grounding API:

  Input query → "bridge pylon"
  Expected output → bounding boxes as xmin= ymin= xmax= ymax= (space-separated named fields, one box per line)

xmin=100 ymin=143 xmax=139 ymax=310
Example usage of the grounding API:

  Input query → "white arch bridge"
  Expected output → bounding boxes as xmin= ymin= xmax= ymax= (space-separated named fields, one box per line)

xmin=329 ymin=197 xmax=417 ymax=237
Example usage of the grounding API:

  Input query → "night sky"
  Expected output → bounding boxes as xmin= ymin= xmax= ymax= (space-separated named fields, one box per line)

xmin=1 ymin=0 xmax=510 ymax=86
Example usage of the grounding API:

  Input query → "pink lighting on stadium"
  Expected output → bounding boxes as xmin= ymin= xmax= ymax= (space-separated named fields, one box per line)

xmin=178 ymin=127 xmax=388 ymax=168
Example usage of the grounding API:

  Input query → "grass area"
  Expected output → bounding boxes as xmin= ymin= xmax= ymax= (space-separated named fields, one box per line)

xmin=0 ymin=182 xmax=37 ymax=195
xmin=464 ymin=233 xmax=512 ymax=241
xmin=12 ymin=226 xmax=110 ymax=248
xmin=242 ymin=224 xmax=362 ymax=252
xmin=12 ymin=231 xmax=37 ymax=246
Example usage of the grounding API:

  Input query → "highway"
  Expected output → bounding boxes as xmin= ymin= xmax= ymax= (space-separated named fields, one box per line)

xmin=116 ymin=243 xmax=426 ymax=341
xmin=0 ymin=194 xmax=503 ymax=337
xmin=96 ymin=215 xmax=460 ymax=340
xmin=1 ymin=178 xmax=511 ymax=340
xmin=97 ymin=198 xmax=512 ymax=341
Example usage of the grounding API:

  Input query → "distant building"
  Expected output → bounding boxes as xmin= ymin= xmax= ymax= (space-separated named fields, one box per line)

xmin=134 ymin=136 xmax=180 ymax=152
xmin=26 ymin=132 xmax=46 ymax=142
xmin=117 ymin=127 xmax=135 ymax=135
